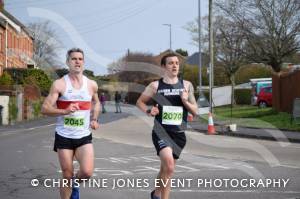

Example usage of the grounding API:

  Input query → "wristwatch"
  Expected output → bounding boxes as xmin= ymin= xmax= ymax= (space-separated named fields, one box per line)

xmin=146 ymin=109 xmax=151 ymax=114
xmin=91 ymin=118 xmax=98 ymax=122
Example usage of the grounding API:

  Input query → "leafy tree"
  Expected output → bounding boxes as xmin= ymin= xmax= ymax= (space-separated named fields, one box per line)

xmin=83 ymin=69 xmax=96 ymax=79
xmin=55 ymin=68 xmax=69 ymax=78
xmin=175 ymin=49 xmax=188 ymax=57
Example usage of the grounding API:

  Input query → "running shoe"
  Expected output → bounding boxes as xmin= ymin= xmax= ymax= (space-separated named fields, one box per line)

xmin=151 ymin=190 xmax=160 ymax=199
xmin=70 ymin=177 xmax=80 ymax=199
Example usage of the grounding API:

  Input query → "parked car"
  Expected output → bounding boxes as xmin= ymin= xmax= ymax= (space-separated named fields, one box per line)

xmin=257 ymin=86 xmax=272 ymax=108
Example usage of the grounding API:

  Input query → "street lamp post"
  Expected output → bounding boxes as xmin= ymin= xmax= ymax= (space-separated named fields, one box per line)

xmin=163 ymin=24 xmax=172 ymax=50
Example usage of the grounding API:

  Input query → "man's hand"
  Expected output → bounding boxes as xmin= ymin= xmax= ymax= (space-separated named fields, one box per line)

xmin=181 ymin=89 xmax=189 ymax=103
xmin=90 ymin=120 xmax=100 ymax=130
xmin=65 ymin=103 xmax=80 ymax=114
xmin=149 ymin=104 xmax=159 ymax=116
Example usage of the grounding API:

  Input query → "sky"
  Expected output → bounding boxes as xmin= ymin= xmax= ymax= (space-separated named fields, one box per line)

xmin=6 ymin=0 xmax=209 ymax=75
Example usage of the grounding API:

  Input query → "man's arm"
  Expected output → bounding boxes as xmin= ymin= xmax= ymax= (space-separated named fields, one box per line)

xmin=41 ymin=80 xmax=72 ymax=116
xmin=90 ymin=80 xmax=100 ymax=130
xmin=181 ymin=81 xmax=198 ymax=116
xmin=136 ymin=81 xmax=159 ymax=116
xmin=90 ymin=81 xmax=100 ymax=121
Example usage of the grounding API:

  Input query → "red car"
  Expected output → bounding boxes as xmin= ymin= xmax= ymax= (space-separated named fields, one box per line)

xmin=257 ymin=86 xmax=272 ymax=108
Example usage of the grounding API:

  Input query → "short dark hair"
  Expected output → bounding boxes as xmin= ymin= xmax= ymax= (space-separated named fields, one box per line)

xmin=160 ymin=53 xmax=178 ymax=66
xmin=66 ymin=48 xmax=84 ymax=61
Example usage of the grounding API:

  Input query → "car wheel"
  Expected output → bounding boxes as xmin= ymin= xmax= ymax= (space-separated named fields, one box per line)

xmin=259 ymin=101 xmax=267 ymax=108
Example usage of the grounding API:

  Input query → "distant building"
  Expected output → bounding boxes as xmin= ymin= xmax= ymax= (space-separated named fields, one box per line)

xmin=0 ymin=0 xmax=35 ymax=76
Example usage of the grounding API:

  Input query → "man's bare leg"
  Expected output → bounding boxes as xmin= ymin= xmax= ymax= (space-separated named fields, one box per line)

xmin=153 ymin=147 xmax=175 ymax=199
xmin=57 ymin=149 xmax=75 ymax=199
xmin=74 ymin=143 xmax=94 ymax=180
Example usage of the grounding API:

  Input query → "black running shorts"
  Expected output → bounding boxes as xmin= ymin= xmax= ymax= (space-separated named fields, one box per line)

xmin=53 ymin=132 xmax=92 ymax=152
xmin=152 ymin=130 xmax=186 ymax=159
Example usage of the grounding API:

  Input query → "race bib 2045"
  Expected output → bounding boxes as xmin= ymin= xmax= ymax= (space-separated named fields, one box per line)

xmin=162 ymin=106 xmax=183 ymax=125
xmin=64 ymin=116 xmax=85 ymax=129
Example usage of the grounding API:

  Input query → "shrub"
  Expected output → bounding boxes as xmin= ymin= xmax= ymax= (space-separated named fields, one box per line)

xmin=4 ymin=68 xmax=52 ymax=96
xmin=0 ymin=72 xmax=13 ymax=85
xmin=236 ymin=64 xmax=272 ymax=84
xmin=32 ymin=100 xmax=42 ymax=118
xmin=235 ymin=89 xmax=252 ymax=105
xmin=23 ymin=69 xmax=52 ymax=96
xmin=9 ymin=97 xmax=18 ymax=122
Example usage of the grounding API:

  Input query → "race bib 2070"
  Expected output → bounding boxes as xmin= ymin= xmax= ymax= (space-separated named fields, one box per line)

xmin=162 ymin=106 xmax=183 ymax=125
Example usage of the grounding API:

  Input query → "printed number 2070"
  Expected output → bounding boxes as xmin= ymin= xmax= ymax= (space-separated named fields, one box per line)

xmin=162 ymin=112 xmax=182 ymax=120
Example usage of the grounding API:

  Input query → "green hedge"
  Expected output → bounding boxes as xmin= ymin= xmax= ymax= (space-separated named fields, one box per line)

xmin=0 ymin=72 xmax=13 ymax=85
xmin=9 ymin=96 xmax=18 ymax=122
xmin=4 ymin=68 xmax=52 ymax=96
xmin=235 ymin=89 xmax=251 ymax=105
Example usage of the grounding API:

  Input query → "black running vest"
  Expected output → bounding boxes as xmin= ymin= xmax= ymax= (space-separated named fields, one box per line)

xmin=153 ymin=78 xmax=188 ymax=132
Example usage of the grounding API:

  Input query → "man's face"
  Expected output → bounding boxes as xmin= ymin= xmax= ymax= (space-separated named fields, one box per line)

xmin=164 ymin=56 xmax=179 ymax=77
xmin=67 ymin=52 xmax=84 ymax=73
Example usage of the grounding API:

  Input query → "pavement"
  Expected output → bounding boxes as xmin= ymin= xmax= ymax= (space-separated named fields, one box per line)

xmin=188 ymin=118 xmax=300 ymax=143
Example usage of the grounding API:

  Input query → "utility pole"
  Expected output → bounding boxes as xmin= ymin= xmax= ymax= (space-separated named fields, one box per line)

xmin=198 ymin=0 xmax=202 ymax=94
xmin=163 ymin=24 xmax=172 ymax=50
xmin=5 ymin=19 xmax=8 ymax=69
xmin=209 ymin=0 xmax=214 ymax=113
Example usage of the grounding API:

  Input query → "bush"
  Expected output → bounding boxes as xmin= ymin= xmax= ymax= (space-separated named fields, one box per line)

xmin=0 ymin=72 xmax=13 ymax=85
xmin=235 ymin=89 xmax=252 ymax=105
xmin=23 ymin=69 xmax=52 ymax=96
xmin=9 ymin=97 xmax=18 ymax=122
xmin=32 ymin=100 xmax=42 ymax=118
xmin=4 ymin=68 xmax=52 ymax=96
xmin=236 ymin=64 xmax=272 ymax=84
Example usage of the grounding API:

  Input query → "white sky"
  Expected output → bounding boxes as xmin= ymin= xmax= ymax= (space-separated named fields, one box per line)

xmin=6 ymin=0 xmax=209 ymax=75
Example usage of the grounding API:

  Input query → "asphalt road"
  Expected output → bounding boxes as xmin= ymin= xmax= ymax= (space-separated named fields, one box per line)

xmin=0 ymin=104 xmax=299 ymax=199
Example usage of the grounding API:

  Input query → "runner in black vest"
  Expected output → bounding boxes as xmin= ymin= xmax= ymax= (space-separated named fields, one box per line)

xmin=136 ymin=53 xmax=198 ymax=199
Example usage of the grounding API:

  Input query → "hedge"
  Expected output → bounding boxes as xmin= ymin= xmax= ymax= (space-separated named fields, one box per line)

xmin=235 ymin=89 xmax=252 ymax=105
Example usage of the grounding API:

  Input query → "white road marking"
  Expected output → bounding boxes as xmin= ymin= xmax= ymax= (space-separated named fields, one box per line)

xmin=277 ymin=164 xmax=300 ymax=169
xmin=0 ymin=123 xmax=55 ymax=137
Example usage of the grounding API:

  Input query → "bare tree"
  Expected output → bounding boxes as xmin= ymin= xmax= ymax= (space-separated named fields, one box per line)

xmin=108 ymin=52 xmax=159 ymax=82
xmin=185 ymin=9 xmax=247 ymax=103
xmin=214 ymin=16 xmax=248 ymax=104
xmin=28 ymin=21 xmax=63 ymax=69
xmin=216 ymin=0 xmax=300 ymax=72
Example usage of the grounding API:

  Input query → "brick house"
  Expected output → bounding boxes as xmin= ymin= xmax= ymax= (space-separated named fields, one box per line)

xmin=0 ymin=0 xmax=34 ymax=76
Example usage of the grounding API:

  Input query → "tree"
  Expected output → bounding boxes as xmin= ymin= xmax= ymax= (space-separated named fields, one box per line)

xmin=216 ymin=0 xmax=300 ymax=72
xmin=214 ymin=16 xmax=248 ymax=104
xmin=28 ymin=21 xmax=63 ymax=69
xmin=108 ymin=52 xmax=159 ymax=83
xmin=185 ymin=13 xmax=246 ymax=104
xmin=175 ymin=49 xmax=188 ymax=57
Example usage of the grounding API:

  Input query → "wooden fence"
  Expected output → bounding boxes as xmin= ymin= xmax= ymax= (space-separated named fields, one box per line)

xmin=272 ymin=70 xmax=300 ymax=113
